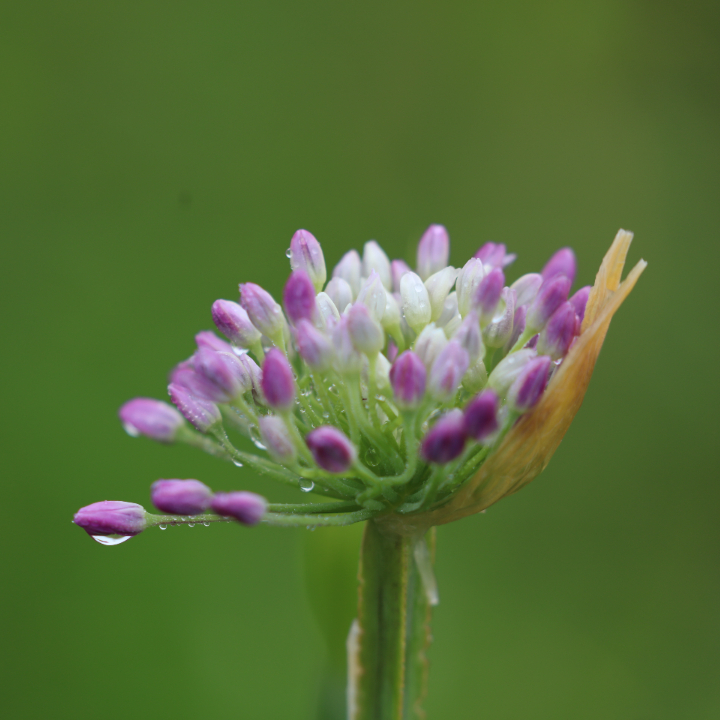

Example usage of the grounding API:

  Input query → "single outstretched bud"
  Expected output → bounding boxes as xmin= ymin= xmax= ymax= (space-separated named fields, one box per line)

xmin=195 ymin=331 xmax=234 ymax=353
xmin=569 ymin=285 xmax=592 ymax=326
xmin=463 ymin=389 xmax=499 ymax=442
xmin=74 ymin=501 xmax=147 ymax=539
xmin=425 ymin=266 xmax=459 ymax=321
xmin=487 ymin=348 xmax=536 ymax=397
xmin=119 ymin=398 xmax=185 ymax=443
xmin=453 ymin=312 xmax=484 ymax=363
xmin=194 ymin=348 xmax=252 ymax=401
xmin=258 ymin=414 xmax=297 ymax=465
xmin=526 ymin=275 xmax=572 ymax=333
xmin=541 ymin=247 xmax=577 ymax=284
xmin=362 ymin=240 xmax=392 ymax=290
xmin=168 ymin=383 xmax=221 ymax=432
xmin=151 ymin=479 xmax=213 ymax=515
xmin=333 ymin=249 xmax=362 ymax=298
xmin=261 ymin=348 xmax=296 ymax=412
xmin=211 ymin=491 xmax=267 ymax=526
xmin=414 ymin=323 xmax=448 ymax=370
xmin=294 ymin=319 xmax=333 ymax=370
xmin=239 ymin=282 xmax=285 ymax=340
xmin=289 ymin=229 xmax=327 ymax=293
xmin=347 ymin=303 xmax=384 ymax=356
xmin=473 ymin=268 xmax=504 ymax=324
xmin=417 ymin=224 xmax=450 ymax=280
xmin=537 ymin=302 xmax=577 ymax=360
xmin=456 ymin=257 xmax=486 ymax=317
xmin=511 ymin=273 xmax=543 ymax=307
xmin=389 ymin=350 xmax=426 ymax=409
xmin=283 ymin=269 xmax=317 ymax=325
xmin=421 ymin=409 xmax=466 ymax=464
xmin=508 ymin=355 xmax=552 ymax=412
xmin=325 ymin=277 xmax=354 ymax=315
xmin=400 ymin=271 xmax=432 ymax=333
xmin=356 ymin=270 xmax=387 ymax=322
xmin=391 ymin=259 xmax=412 ymax=293
xmin=428 ymin=341 xmax=470 ymax=401
xmin=474 ymin=242 xmax=516 ymax=268
xmin=483 ymin=287 xmax=516 ymax=348
xmin=306 ymin=426 xmax=357 ymax=473
xmin=211 ymin=299 xmax=262 ymax=349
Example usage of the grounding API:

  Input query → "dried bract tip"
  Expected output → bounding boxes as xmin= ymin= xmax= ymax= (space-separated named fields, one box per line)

xmin=421 ymin=409 xmax=466 ymax=464
xmin=151 ymin=479 xmax=213 ymax=515
xmin=211 ymin=491 xmax=268 ymax=526
xmin=417 ymin=224 xmax=450 ymax=280
xmin=306 ymin=426 xmax=357 ymax=473
xmin=119 ymin=398 xmax=185 ymax=443
xmin=289 ymin=229 xmax=327 ymax=293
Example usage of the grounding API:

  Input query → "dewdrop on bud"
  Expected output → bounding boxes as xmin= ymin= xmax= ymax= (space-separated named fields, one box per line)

xmin=417 ymin=224 xmax=450 ymax=281
xmin=421 ymin=409 xmax=466 ymax=464
xmin=325 ymin=277 xmax=354 ymax=314
xmin=289 ymin=229 xmax=327 ymax=293
xmin=211 ymin=300 xmax=262 ymax=349
xmin=400 ymin=271 xmax=431 ymax=333
xmin=425 ymin=266 xmax=459 ymax=321
xmin=119 ymin=398 xmax=185 ymax=443
xmin=260 ymin=348 xmax=296 ymax=413
xmin=306 ymin=426 xmax=357 ymax=473
xmin=333 ymin=249 xmax=362 ymax=298
xmin=73 ymin=501 xmax=148 ymax=541
xmin=151 ymin=479 xmax=213 ymax=515
xmin=362 ymin=240 xmax=392 ymax=290
xmin=258 ymin=414 xmax=297 ymax=465
xmin=211 ymin=492 xmax=267 ymax=526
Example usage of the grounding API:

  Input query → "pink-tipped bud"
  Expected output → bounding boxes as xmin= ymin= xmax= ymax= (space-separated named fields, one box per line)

xmin=170 ymin=362 xmax=222 ymax=402
xmin=453 ymin=312 xmax=484 ymax=363
xmin=463 ymin=389 xmax=499 ymax=442
xmin=212 ymin=299 xmax=262 ymax=348
xmin=238 ymin=354 xmax=264 ymax=404
xmin=569 ymin=285 xmax=592 ymax=326
xmin=456 ymin=258 xmax=486 ymax=317
xmin=194 ymin=348 xmax=252 ymax=401
xmin=428 ymin=341 xmax=470 ymax=401
xmin=362 ymin=240 xmax=392 ymax=290
xmin=473 ymin=268 xmax=504 ymax=323
xmin=474 ymin=241 xmax=517 ymax=268
xmin=541 ymin=247 xmax=577 ymax=284
xmin=294 ymin=319 xmax=333 ymax=370
xmin=74 ymin=501 xmax=147 ymax=539
xmin=389 ymin=351 xmax=426 ymax=409
xmin=119 ymin=398 xmax=185 ymax=443
xmin=289 ymin=229 xmax=327 ymax=293
xmin=417 ymin=224 xmax=450 ymax=280
xmin=151 ymin=479 xmax=213 ymax=515
xmin=482 ymin=287 xmax=516 ymax=348
xmin=414 ymin=323 xmax=448 ymax=370
xmin=325 ymin=277 xmax=354 ymax=314
xmin=239 ymin=282 xmax=285 ymax=339
xmin=420 ymin=409 xmax=466 ymax=464
xmin=391 ymin=259 xmax=412 ymax=293
xmin=503 ymin=305 xmax=527 ymax=355
xmin=168 ymin=382 xmax=221 ymax=432
xmin=537 ymin=302 xmax=577 ymax=360
xmin=258 ymin=415 xmax=297 ymax=465
xmin=526 ymin=275 xmax=572 ymax=333
xmin=195 ymin=331 xmax=234 ymax=353
xmin=211 ymin=491 xmax=267 ymax=526
xmin=487 ymin=348 xmax=537 ymax=397
xmin=332 ymin=316 xmax=363 ymax=374
xmin=306 ymin=426 xmax=357 ymax=473
xmin=356 ymin=270 xmax=387 ymax=322
xmin=511 ymin=273 xmax=543 ymax=307
xmin=508 ymin=356 xmax=552 ymax=412
xmin=347 ymin=303 xmax=385 ymax=355
xmin=333 ymin=249 xmax=362 ymax=298
xmin=283 ymin=269 xmax=317 ymax=325
xmin=260 ymin=348 xmax=296 ymax=412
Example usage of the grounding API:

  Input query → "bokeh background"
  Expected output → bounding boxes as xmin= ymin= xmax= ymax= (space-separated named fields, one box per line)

xmin=2 ymin=1 xmax=718 ymax=718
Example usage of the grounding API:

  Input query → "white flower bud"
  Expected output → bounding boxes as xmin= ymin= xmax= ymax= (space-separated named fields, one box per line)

xmin=315 ymin=292 xmax=340 ymax=328
xmin=356 ymin=270 xmax=387 ymax=322
xmin=424 ymin=266 xmax=459 ymax=322
xmin=332 ymin=250 xmax=362 ymax=298
xmin=487 ymin=348 xmax=536 ymax=397
xmin=462 ymin=356 xmax=488 ymax=394
xmin=482 ymin=287 xmax=516 ymax=348
xmin=455 ymin=258 xmax=486 ymax=317
xmin=400 ymin=271 xmax=432 ymax=333
xmin=362 ymin=240 xmax=392 ymax=290
xmin=414 ymin=323 xmax=448 ymax=370
xmin=325 ymin=277 xmax=354 ymax=315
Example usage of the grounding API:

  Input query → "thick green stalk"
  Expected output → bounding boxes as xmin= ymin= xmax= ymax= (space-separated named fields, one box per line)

xmin=349 ymin=520 xmax=434 ymax=720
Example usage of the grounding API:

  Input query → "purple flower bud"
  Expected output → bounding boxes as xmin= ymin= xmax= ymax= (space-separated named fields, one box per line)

xmin=511 ymin=273 xmax=543 ymax=307
xmin=170 ymin=361 xmax=222 ymax=401
xmin=260 ymin=348 xmax=296 ymax=412
xmin=306 ymin=426 xmax=357 ymax=473
xmin=417 ymin=224 xmax=450 ymax=280
xmin=569 ymin=285 xmax=592 ymax=326
xmin=211 ymin=491 xmax=267 ymax=526
xmin=333 ymin=249 xmax=362 ymax=298
xmin=391 ymin=259 xmax=412 ymax=293
xmin=456 ymin=258 xmax=486 ymax=317
xmin=74 ymin=500 xmax=147 ymax=539
xmin=289 ymin=229 xmax=327 ymax=293
xmin=508 ymin=356 xmax=552 ymax=412
xmin=536 ymin=302 xmax=577 ymax=360
xmin=362 ymin=240 xmax=392 ymax=290
xmin=541 ymin=247 xmax=577 ymax=284
xmin=428 ymin=341 xmax=470 ymax=401
xmin=238 ymin=353 xmax=264 ymax=404
xmin=503 ymin=304 xmax=527 ymax=355
xmin=526 ymin=275 xmax=572 ymax=333
xmin=119 ymin=398 xmax=185 ymax=443
xmin=414 ymin=323 xmax=448 ymax=370
xmin=473 ymin=268 xmax=504 ymax=323
xmin=332 ymin=315 xmax=363 ymax=373
xmin=325 ymin=277 xmax=353 ymax=314
xmin=212 ymin=299 xmax=262 ymax=348
xmin=195 ymin=331 xmax=234 ymax=354
xmin=151 ymin=479 xmax=213 ymax=515
xmin=168 ymin=382 xmax=221 ymax=432
xmin=474 ymin=242 xmax=516 ymax=268
xmin=387 ymin=340 xmax=398 ymax=363
xmin=194 ymin=348 xmax=252 ymax=401
xmin=239 ymin=282 xmax=285 ymax=339
xmin=420 ymin=409 xmax=466 ymax=464
xmin=347 ymin=303 xmax=385 ymax=355
xmin=258 ymin=414 xmax=297 ymax=465
xmin=452 ymin=312 xmax=483 ymax=362
xmin=294 ymin=319 xmax=333 ymax=370
xmin=389 ymin=350 xmax=426 ymax=409
xmin=487 ymin=348 xmax=536 ymax=397
xmin=463 ymin=390 xmax=499 ymax=442
xmin=283 ymin=269 xmax=317 ymax=325
xmin=483 ymin=287 xmax=516 ymax=348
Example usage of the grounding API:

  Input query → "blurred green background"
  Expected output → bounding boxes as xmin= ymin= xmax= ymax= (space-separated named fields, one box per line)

xmin=2 ymin=1 xmax=718 ymax=718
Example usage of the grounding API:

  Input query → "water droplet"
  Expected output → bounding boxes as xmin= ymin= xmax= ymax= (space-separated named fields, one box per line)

xmin=365 ymin=447 xmax=379 ymax=468
xmin=122 ymin=422 xmax=140 ymax=437
xmin=375 ymin=394 xmax=386 ymax=402
xmin=203 ymin=522 xmax=210 ymax=527
xmin=249 ymin=425 xmax=266 ymax=450
xmin=232 ymin=458 xmax=244 ymax=467
xmin=188 ymin=523 xmax=195 ymax=528
xmin=300 ymin=479 xmax=315 ymax=492
xmin=322 ymin=411 xmax=330 ymax=419
xmin=232 ymin=345 xmax=250 ymax=357
xmin=159 ymin=524 xmax=167 ymax=530
xmin=285 ymin=248 xmax=292 ymax=258
xmin=91 ymin=534 xmax=132 ymax=546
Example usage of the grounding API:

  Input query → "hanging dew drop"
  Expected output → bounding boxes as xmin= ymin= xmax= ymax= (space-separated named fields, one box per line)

xmin=285 ymin=248 xmax=292 ymax=258
xmin=249 ymin=425 xmax=266 ymax=450
xmin=323 ymin=412 xmax=330 ymax=419
xmin=203 ymin=522 xmax=210 ymax=527
xmin=122 ymin=422 xmax=140 ymax=438
xmin=159 ymin=524 xmax=168 ymax=530
xmin=300 ymin=479 xmax=314 ymax=492
xmin=91 ymin=534 xmax=132 ymax=546
xmin=188 ymin=523 xmax=195 ymax=528
xmin=232 ymin=458 xmax=244 ymax=467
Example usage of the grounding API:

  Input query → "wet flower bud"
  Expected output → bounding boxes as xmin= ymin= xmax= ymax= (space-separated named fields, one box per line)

xmin=333 ymin=249 xmax=362 ymax=298
xmin=437 ymin=291 xmax=459 ymax=328
xmin=151 ymin=479 xmax=213 ymax=515
xmin=456 ymin=257 xmax=486 ymax=317
xmin=211 ymin=299 xmax=262 ymax=350
xmin=511 ymin=273 xmax=543 ymax=307
xmin=421 ymin=409 xmax=466 ymax=464
xmin=283 ymin=269 xmax=317 ymax=325
xmin=294 ymin=319 xmax=333 ymax=370
xmin=332 ymin=316 xmax=363 ymax=373
xmin=453 ymin=312 xmax=484 ymax=363
xmin=211 ymin=491 xmax=267 ymax=526
xmin=473 ymin=268 xmax=504 ymax=324
xmin=474 ymin=242 xmax=516 ymax=268
xmin=569 ymin=285 xmax=592 ymax=326
xmin=541 ymin=247 xmax=577 ymax=284
xmin=306 ymin=426 xmax=357 ymax=473
xmin=503 ymin=304 xmax=527 ymax=355
xmin=391 ymin=259 xmax=412 ymax=293
xmin=425 ymin=266 xmax=459 ymax=321
xmin=537 ymin=302 xmax=577 ymax=360
xmin=374 ymin=351 xmax=391 ymax=390
xmin=170 ymin=361 xmax=222 ymax=401
xmin=74 ymin=501 xmax=147 ymax=539
xmin=487 ymin=348 xmax=536 ymax=397
xmin=168 ymin=383 xmax=221 ymax=432
xmin=381 ymin=291 xmax=402 ymax=335
xmin=362 ymin=240 xmax=392 ymax=290
xmin=195 ymin=330 xmax=234 ymax=354
xmin=289 ymin=229 xmax=327 ymax=293
xmin=428 ymin=341 xmax=470 ymax=401
xmin=258 ymin=414 xmax=297 ymax=465
xmin=356 ymin=270 xmax=387 ymax=322
xmin=463 ymin=389 xmax=499 ymax=442
xmin=315 ymin=292 xmax=341 ymax=327
xmin=400 ymin=271 xmax=432 ymax=333
xmin=239 ymin=282 xmax=285 ymax=340
xmin=417 ymin=224 xmax=450 ymax=280
xmin=347 ymin=303 xmax=385 ymax=355
xmin=508 ymin=355 xmax=552 ymax=412
xmin=526 ymin=275 xmax=572 ymax=333
xmin=461 ymin=356 xmax=488 ymax=394
xmin=119 ymin=398 xmax=185 ymax=443
xmin=238 ymin=354 xmax=264 ymax=403
xmin=261 ymin=348 xmax=296 ymax=412
xmin=414 ymin=323 xmax=448 ymax=371
xmin=389 ymin=350 xmax=426 ymax=409
xmin=325 ymin=277 xmax=354 ymax=315
xmin=483 ymin=287 xmax=516 ymax=348
xmin=194 ymin=348 xmax=252 ymax=401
